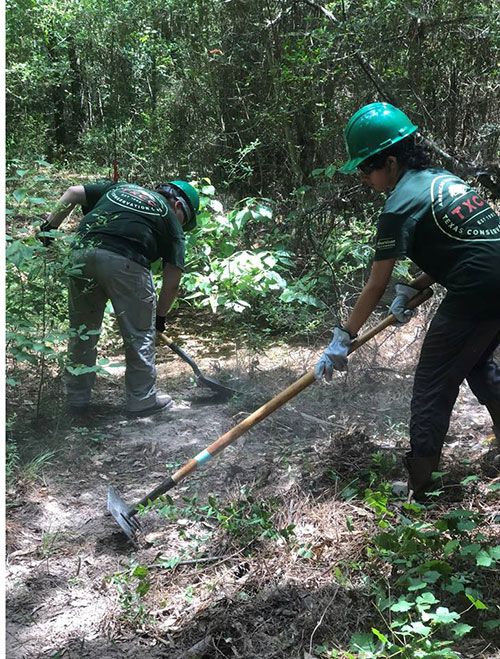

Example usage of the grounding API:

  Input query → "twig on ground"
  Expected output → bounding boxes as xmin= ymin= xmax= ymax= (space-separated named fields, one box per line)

xmin=309 ymin=588 xmax=339 ymax=654
xmin=151 ymin=543 xmax=252 ymax=570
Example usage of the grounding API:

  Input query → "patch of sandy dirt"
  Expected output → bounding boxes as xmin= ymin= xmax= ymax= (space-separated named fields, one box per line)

xmin=6 ymin=317 xmax=500 ymax=658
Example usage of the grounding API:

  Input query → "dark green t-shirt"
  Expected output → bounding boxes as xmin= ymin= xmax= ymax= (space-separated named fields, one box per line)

xmin=374 ymin=168 xmax=500 ymax=319
xmin=78 ymin=181 xmax=186 ymax=269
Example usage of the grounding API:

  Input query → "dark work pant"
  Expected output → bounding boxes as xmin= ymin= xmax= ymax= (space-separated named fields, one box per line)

xmin=410 ymin=309 xmax=500 ymax=457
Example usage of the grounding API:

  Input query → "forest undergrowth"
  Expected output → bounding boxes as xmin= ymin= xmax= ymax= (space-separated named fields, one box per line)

xmin=6 ymin=306 xmax=500 ymax=658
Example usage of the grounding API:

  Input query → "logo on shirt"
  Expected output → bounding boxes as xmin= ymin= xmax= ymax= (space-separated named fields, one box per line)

xmin=431 ymin=175 xmax=500 ymax=241
xmin=106 ymin=185 xmax=168 ymax=217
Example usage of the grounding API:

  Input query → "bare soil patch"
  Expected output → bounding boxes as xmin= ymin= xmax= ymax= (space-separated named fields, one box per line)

xmin=6 ymin=317 xmax=500 ymax=658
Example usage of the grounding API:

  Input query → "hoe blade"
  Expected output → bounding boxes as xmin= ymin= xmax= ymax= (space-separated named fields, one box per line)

xmin=107 ymin=486 xmax=141 ymax=542
xmin=197 ymin=374 xmax=240 ymax=398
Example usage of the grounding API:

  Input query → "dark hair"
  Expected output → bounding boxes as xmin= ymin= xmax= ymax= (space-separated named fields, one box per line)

xmin=361 ymin=135 xmax=432 ymax=172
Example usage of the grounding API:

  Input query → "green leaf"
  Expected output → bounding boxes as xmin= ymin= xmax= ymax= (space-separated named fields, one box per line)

xmin=476 ymin=550 xmax=493 ymax=567
xmin=157 ymin=555 xmax=181 ymax=569
xmin=416 ymin=592 xmax=439 ymax=605
xmin=466 ymin=594 xmax=488 ymax=610
xmin=488 ymin=546 xmax=500 ymax=560
xmin=349 ymin=632 xmax=376 ymax=653
xmin=390 ymin=598 xmax=414 ymax=612
xmin=483 ymin=619 xmax=500 ymax=631
xmin=432 ymin=607 xmax=460 ymax=624
xmin=421 ymin=570 xmax=441 ymax=584
xmin=443 ymin=539 xmax=460 ymax=556
xmin=444 ymin=577 xmax=465 ymax=594
xmin=459 ymin=543 xmax=481 ymax=557
xmin=460 ymin=475 xmax=479 ymax=485
xmin=373 ymin=533 xmax=400 ymax=551
xmin=451 ymin=623 xmax=473 ymax=637
xmin=416 ymin=560 xmax=453 ymax=576
xmin=371 ymin=627 xmax=388 ymax=644
xmin=488 ymin=482 xmax=500 ymax=492
xmin=12 ymin=188 xmax=29 ymax=203
xmin=402 ymin=621 xmax=431 ymax=635
xmin=408 ymin=578 xmax=427 ymax=591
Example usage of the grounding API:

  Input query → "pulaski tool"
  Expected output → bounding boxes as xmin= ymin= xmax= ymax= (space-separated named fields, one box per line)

xmin=109 ymin=287 xmax=433 ymax=542
xmin=156 ymin=332 xmax=239 ymax=398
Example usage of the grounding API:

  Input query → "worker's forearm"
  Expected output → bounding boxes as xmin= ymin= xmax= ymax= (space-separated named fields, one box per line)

xmin=46 ymin=186 xmax=86 ymax=228
xmin=344 ymin=283 xmax=386 ymax=337
xmin=157 ymin=287 xmax=179 ymax=317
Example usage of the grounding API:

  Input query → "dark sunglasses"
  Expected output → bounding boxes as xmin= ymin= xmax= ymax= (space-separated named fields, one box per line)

xmin=357 ymin=160 xmax=380 ymax=175
xmin=357 ymin=156 xmax=387 ymax=176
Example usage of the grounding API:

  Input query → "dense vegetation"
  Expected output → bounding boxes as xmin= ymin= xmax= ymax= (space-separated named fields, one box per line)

xmin=7 ymin=0 xmax=500 ymax=191
xmin=6 ymin=1 xmax=500 ymax=657
xmin=8 ymin=0 xmax=499 ymax=389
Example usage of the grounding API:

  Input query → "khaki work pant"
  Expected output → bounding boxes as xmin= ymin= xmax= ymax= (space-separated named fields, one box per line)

xmin=65 ymin=248 xmax=158 ymax=412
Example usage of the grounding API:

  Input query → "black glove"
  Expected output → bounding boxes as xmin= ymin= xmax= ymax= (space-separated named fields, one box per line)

xmin=38 ymin=220 xmax=55 ymax=247
xmin=155 ymin=315 xmax=166 ymax=332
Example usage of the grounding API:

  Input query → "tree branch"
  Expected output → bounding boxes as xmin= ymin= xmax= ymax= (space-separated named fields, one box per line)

xmin=300 ymin=0 xmax=500 ymax=197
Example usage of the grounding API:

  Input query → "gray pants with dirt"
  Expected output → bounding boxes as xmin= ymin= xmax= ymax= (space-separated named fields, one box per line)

xmin=65 ymin=248 xmax=158 ymax=413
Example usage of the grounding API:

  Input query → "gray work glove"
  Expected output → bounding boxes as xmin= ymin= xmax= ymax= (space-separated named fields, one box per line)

xmin=389 ymin=284 xmax=419 ymax=324
xmin=315 ymin=326 xmax=353 ymax=381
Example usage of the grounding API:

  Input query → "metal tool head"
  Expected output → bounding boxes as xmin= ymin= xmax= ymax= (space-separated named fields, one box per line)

xmin=197 ymin=373 xmax=240 ymax=398
xmin=107 ymin=486 xmax=141 ymax=542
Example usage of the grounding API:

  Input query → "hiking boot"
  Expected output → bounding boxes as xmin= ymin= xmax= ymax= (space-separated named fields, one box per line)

xmin=403 ymin=452 xmax=441 ymax=501
xmin=127 ymin=394 xmax=173 ymax=418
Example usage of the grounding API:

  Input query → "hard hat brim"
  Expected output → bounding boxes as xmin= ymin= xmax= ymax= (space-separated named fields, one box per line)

xmin=339 ymin=157 xmax=365 ymax=174
xmin=339 ymin=126 xmax=418 ymax=175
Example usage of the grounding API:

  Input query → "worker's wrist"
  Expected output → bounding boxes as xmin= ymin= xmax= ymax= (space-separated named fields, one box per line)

xmin=336 ymin=325 xmax=357 ymax=340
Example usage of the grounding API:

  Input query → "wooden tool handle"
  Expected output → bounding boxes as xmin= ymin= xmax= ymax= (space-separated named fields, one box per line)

xmin=169 ymin=286 xmax=434 ymax=486
xmin=156 ymin=332 xmax=203 ymax=377
xmin=157 ymin=332 xmax=174 ymax=346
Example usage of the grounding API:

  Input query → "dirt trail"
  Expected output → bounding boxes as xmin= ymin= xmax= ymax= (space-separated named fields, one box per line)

xmin=6 ymin=327 xmax=497 ymax=658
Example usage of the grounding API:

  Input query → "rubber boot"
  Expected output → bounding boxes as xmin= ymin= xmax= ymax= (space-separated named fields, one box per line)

xmin=403 ymin=452 xmax=441 ymax=501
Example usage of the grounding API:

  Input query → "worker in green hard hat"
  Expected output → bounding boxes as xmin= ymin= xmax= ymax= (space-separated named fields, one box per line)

xmin=315 ymin=102 xmax=500 ymax=498
xmin=38 ymin=178 xmax=200 ymax=418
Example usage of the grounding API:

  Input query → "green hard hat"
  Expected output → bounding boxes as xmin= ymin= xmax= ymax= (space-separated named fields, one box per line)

xmin=167 ymin=180 xmax=200 ymax=231
xmin=339 ymin=102 xmax=418 ymax=174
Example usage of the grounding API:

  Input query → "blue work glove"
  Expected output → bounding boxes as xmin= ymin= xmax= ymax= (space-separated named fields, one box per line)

xmin=315 ymin=326 xmax=353 ymax=381
xmin=389 ymin=284 xmax=419 ymax=324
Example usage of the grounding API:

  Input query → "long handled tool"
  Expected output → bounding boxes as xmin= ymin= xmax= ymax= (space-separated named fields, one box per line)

xmin=157 ymin=332 xmax=239 ymax=398
xmin=109 ymin=287 xmax=433 ymax=541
